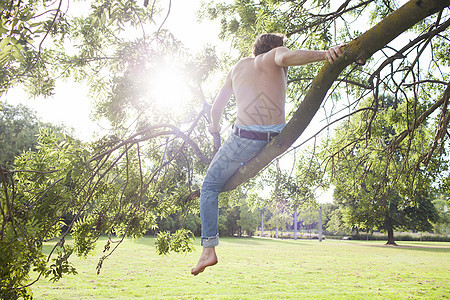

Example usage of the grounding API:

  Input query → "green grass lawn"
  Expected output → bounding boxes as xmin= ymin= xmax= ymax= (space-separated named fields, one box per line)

xmin=31 ymin=237 xmax=449 ymax=299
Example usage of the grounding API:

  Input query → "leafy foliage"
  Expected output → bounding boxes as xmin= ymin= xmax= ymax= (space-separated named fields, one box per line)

xmin=155 ymin=229 xmax=195 ymax=255
xmin=323 ymin=97 xmax=442 ymax=241
xmin=0 ymin=129 xmax=84 ymax=297
xmin=237 ymin=197 xmax=260 ymax=237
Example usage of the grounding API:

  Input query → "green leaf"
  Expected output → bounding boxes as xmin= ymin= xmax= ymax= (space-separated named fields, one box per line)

xmin=0 ymin=36 xmax=10 ymax=49
xmin=11 ymin=46 xmax=23 ymax=62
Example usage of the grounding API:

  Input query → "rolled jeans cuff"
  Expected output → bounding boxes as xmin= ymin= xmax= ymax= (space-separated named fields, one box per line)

xmin=201 ymin=234 xmax=219 ymax=248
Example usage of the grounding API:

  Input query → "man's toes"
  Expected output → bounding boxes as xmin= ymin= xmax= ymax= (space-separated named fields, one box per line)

xmin=191 ymin=267 xmax=205 ymax=276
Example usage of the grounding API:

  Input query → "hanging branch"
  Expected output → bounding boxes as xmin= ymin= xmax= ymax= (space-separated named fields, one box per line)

xmin=287 ymin=0 xmax=375 ymax=37
xmin=388 ymin=83 xmax=450 ymax=153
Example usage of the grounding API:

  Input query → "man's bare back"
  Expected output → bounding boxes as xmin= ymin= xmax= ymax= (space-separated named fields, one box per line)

xmin=231 ymin=52 xmax=287 ymax=126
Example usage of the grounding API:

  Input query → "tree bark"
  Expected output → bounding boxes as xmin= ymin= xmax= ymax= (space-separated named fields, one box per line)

xmin=386 ymin=229 xmax=397 ymax=245
xmin=221 ymin=0 xmax=450 ymax=192
xmin=318 ymin=206 xmax=323 ymax=242
xmin=261 ymin=210 xmax=264 ymax=237
xmin=293 ymin=211 xmax=298 ymax=240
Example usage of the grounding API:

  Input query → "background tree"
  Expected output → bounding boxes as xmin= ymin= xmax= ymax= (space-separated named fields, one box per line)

xmin=325 ymin=96 xmax=441 ymax=244
xmin=0 ymin=102 xmax=67 ymax=169
xmin=237 ymin=197 xmax=260 ymax=237
xmin=321 ymin=203 xmax=351 ymax=236
xmin=297 ymin=206 xmax=319 ymax=238
xmin=432 ymin=194 xmax=449 ymax=235
xmin=218 ymin=205 xmax=240 ymax=236
xmin=266 ymin=202 xmax=292 ymax=239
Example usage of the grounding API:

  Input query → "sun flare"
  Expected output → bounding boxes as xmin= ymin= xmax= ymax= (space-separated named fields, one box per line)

xmin=146 ymin=62 xmax=191 ymax=117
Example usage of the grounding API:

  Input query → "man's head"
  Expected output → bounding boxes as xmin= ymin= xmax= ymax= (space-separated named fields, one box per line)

xmin=252 ymin=33 xmax=287 ymax=57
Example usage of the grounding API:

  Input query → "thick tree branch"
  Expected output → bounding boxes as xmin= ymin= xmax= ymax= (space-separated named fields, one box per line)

xmin=288 ymin=77 xmax=371 ymax=89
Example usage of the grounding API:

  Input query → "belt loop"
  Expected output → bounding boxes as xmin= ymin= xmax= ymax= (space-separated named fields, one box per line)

xmin=267 ymin=132 xmax=270 ymax=142
xmin=238 ymin=127 xmax=241 ymax=138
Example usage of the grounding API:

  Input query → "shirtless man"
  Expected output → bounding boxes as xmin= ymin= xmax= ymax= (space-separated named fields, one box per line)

xmin=191 ymin=33 xmax=345 ymax=275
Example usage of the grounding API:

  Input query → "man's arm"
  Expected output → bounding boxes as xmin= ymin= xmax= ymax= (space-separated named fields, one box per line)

xmin=274 ymin=44 xmax=346 ymax=67
xmin=208 ymin=71 xmax=233 ymax=135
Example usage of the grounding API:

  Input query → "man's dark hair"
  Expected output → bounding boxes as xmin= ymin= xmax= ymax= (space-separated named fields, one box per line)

xmin=252 ymin=33 xmax=287 ymax=56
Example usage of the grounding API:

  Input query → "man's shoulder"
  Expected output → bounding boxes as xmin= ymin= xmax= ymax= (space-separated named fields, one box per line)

xmin=235 ymin=57 xmax=254 ymax=65
xmin=264 ymin=46 xmax=290 ymax=60
xmin=232 ymin=57 xmax=255 ymax=73
xmin=255 ymin=46 xmax=289 ymax=68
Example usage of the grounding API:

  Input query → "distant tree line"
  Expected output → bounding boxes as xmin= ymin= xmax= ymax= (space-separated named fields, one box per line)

xmin=149 ymin=200 xmax=449 ymax=241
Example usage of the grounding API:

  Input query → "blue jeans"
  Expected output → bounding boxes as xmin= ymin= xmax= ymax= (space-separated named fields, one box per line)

xmin=200 ymin=124 xmax=285 ymax=247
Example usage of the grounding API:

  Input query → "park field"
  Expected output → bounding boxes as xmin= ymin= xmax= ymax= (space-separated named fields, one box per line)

xmin=32 ymin=237 xmax=449 ymax=299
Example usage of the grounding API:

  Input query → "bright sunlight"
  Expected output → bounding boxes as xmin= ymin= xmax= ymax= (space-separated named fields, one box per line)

xmin=145 ymin=60 xmax=191 ymax=117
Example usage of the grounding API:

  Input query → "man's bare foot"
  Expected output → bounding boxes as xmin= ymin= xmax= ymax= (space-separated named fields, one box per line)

xmin=191 ymin=247 xmax=218 ymax=276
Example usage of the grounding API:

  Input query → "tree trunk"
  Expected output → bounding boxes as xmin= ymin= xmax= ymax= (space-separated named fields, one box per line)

xmin=221 ymin=0 xmax=450 ymax=192
xmin=318 ymin=206 xmax=323 ymax=242
xmin=386 ymin=229 xmax=397 ymax=246
xmin=293 ymin=211 xmax=298 ymax=240
xmin=261 ymin=210 xmax=264 ymax=237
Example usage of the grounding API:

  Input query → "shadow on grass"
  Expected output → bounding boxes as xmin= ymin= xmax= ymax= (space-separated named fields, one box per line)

xmin=363 ymin=243 xmax=450 ymax=253
xmin=130 ymin=235 xmax=313 ymax=247
xmin=220 ymin=236 xmax=312 ymax=246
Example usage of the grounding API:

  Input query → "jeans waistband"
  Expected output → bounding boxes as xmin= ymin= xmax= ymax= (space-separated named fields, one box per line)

xmin=233 ymin=125 xmax=280 ymax=141
xmin=235 ymin=123 xmax=286 ymax=133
